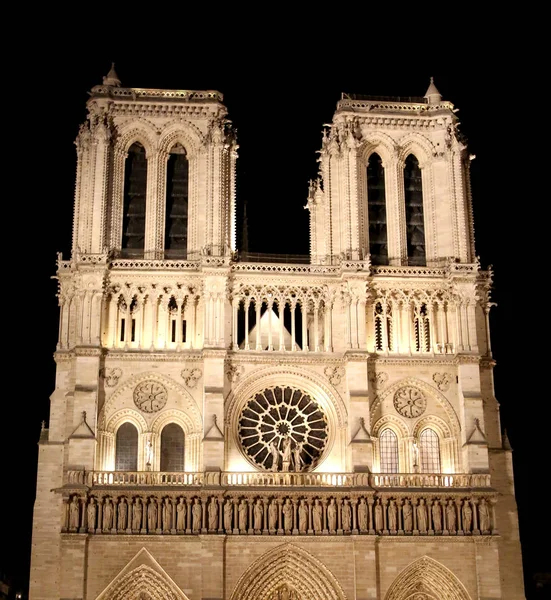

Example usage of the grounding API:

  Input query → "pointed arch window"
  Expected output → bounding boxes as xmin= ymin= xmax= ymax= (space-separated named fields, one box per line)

xmin=374 ymin=301 xmax=393 ymax=352
xmin=165 ymin=143 xmax=189 ymax=258
xmin=404 ymin=154 xmax=426 ymax=266
xmin=160 ymin=423 xmax=185 ymax=471
xmin=380 ymin=428 xmax=399 ymax=473
xmin=115 ymin=422 xmax=138 ymax=471
xmin=419 ymin=428 xmax=441 ymax=473
xmin=414 ymin=302 xmax=431 ymax=352
xmin=122 ymin=143 xmax=147 ymax=257
xmin=367 ymin=153 xmax=388 ymax=265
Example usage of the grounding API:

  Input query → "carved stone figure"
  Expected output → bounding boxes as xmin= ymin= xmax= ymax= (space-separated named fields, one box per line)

xmin=208 ymin=497 xmax=218 ymax=531
xmin=176 ymin=498 xmax=186 ymax=531
xmin=417 ymin=498 xmax=428 ymax=532
xmin=254 ymin=499 xmax=263 ymax=531
xmin=238 ymin=500 xmax=248 ymax=531
xmin=358 ymin=498 xmax=368 ymax=532
xmin=446 ymin=500 xmax=456 ymax=532
xmin=341 ymin=499 xmax=351 ymax=532
xmin=388 ymin=499 xmax=397 ymax=531
xmin=298 ymin=500 xmax=308 ymax=532
xmin=327 ymin=498 xmax=337 ymax=531
xmin=479 ymin=498 xmax=490 ymax=532
xmin=224 ymin=499 xmax=233 ymax=531
xmin=403 ymin=499 xmax=413 ymax=532
xmin=313 ymin=499 xmax=323 ymax=532
xmin=293 ymin=442 xmax=303 ymax=472
xmin=118 ymin=497 xmax=128 ymax=530
xmin=87 ymin=498 xmax=97 ymax=532
xmin=282 ymin=436 xmax=292 ymax=472
xmin=268 ymin=500 xmax=278 ymax=530
xmin=432 ymin=500 xmax=442 ymax=531
xmin=270 ymin=440 xmax=280 ymax=472
xmin=103 ymin=498 xmax=114 ymax=531
xmin=374 ymin=499 xmax=383 ymax=532
xmin=282 ymin=499 xmax=293 ymax=531
xmin=192 ymin=498 xmax=202 ymax=531
xmin=69 ymin=496 xmax=80 ymax=530
xmin=132 ymin=498 xmax=142 ymax=530
xmin=163 ymin=498 xmax=173 ymax=531
xmin=147 ymin=498 xmax=157 ymax=532
xmin=462 ymin=500 xmax=473 ymax=532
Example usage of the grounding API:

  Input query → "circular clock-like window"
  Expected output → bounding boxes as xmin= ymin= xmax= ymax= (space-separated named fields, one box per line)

xmin=393 ymin=386 xmax=427 ymax=418
xmin=133 ymin=381 xmax=168 ymax=413
xmin=238 ymin=385 xmax=328 ymax=472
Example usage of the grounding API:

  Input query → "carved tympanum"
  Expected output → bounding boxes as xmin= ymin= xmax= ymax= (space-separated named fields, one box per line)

xmin=133 ymin=381 xmax=168 ymax=413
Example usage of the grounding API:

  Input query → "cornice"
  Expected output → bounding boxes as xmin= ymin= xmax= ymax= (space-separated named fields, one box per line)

xmin=226 ymin=352 xmax=345 ymax=367
xmin=367 ymin=355 xmax=461 ymax=367
xmin=106 ymin=350 xmax=204 ymax=363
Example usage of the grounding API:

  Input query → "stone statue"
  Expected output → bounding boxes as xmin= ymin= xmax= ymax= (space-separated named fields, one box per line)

xmin=388 ymin=499 xmax=397 ymax=531
xmin=282 ymin=499 xmax=293 ymax=531
xmin=132 ymin=498 xmax=142 ymax=530
xmin=176 ymin=498 xmax=186 ymax=531
xmin=293 ymin=441 xmax=303 ymax=472
xmin=432 ymin=500 xmax=442 ymax=531
xmin=103 ymin=498 xmax=114 ymax=531
xmin=238 ymin=499 xmax=248 ymax=531
xmin=224 ymin=499 xmax=233 ymax=531
xmin=118 ymin=497 xmax=128 ymax=530
xmin=341 ymin=499 xmax=351 ymax=532
xmin=87 ymin=498 xmax=97 ymax=532
xmin=208 ymin=497 xmax=218 ymax=531
xmin=145 ymin=438 xmax=154 ymax=466
xmin=163 ymin=498 xmax=173 ymax=531
xmin=147 ymin=498 xmax=157 ymax=532
xmin=462 ymin=500 xmax=473 ymax=532
xmin=417 ymin=498 xmax=428 ymax=532
xmin=69 ymin=496 xmax=80 ymax=530
xmin=254 ymin=499 xmax=263 ymax=531
xmin=374 ymin=499 xmax=383 ymax=532
xmin=327 ymin=498 xmax=337 ymax=531
xmin=446 ymin=500 xmax=456 ymax=532
xmin=313 ymin=499 xmax=323 ymax=532
xmin=268 ymin=500 xmax=278 ymax=530
xmin=282 ymin=436 xmax=292 ymax=472
xmin=403 ymin=499 xmax=413 ymax=532
xmin=479 ymin=498 xmax=490 ymax=532
xmin=270 ymin=440 xmax=280 ymax=472
xmin=358 ymin=498 xmax=368 ymax=532
xmin=192 ymin=498 xmax=202 ymax=532
xmin=298 ymin=499 xmax=308 ymax=532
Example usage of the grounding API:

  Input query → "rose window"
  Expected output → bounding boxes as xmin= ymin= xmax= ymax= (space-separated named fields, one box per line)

xmin=238 ymin=385 xmax=329 ymax=472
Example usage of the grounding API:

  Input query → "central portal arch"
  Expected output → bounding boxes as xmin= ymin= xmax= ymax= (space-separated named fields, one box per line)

xmin=230 ymin=543 xmax=347 ymax=600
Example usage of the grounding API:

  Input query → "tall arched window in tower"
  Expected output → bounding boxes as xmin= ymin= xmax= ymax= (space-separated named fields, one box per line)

xmin=380 ymin=428 xmax=399 ymax=472
xmin=115 ymin=422 xmax=138 ymax=471
xmin=165 ymin=143 xmax=189 ymax=258
xmin=160 ymin=423 xmax=185 ymax=472
xmin=419 ymin=428 xmax=441 ymax=473
xmin=404 ymin=154 xmax=426 ymax=266
xmin=374 ymin=301 xmax=393 ymax=352
xmin=367 ymin=153 xmax=388 ymax=265
xmin=122 ymin=143 xmax=147 ymax=257
xmin=413 ymin=302 xmax=431 ymax=352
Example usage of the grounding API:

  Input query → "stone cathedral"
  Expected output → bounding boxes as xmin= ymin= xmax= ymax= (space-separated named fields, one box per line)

xmin=29 ymin=66 xmax=526 ymax=600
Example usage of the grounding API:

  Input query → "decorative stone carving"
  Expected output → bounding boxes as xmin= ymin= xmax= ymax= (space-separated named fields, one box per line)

xmin=393 ymin=386 xmax=427 ymax=418
xmin=358 ymin=498 xmax=368 ymax=532
xmin=432 ymin=372 xmax=451 ymax=391
xmin=134 ymin=381 xmax=168 ymax=413
xmin=192 ymin=498 xmax=202 ymax=532
xmin=324 ymin=366 xmax=345 ymax=385
xmin=341 ymin=499 xmax=351 ymax=532
xmin=180 ymin=368 xmax=202 ymax=388
xmin=102 ymin=367 xmax=123 ymax=387
xmin=226 ymin=364 xmax=244 ymax=382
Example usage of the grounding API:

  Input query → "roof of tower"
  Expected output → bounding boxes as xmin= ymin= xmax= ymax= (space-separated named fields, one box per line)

xmin=102 ymin=62 xmax=121 ymax=87
xmin=424 ymin=77 xmax=442 ymax=105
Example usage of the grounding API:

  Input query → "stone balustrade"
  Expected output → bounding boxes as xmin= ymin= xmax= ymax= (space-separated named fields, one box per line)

xmin=65 ymin=470 xmax=490 ymax=489
xmin=61 ymin=491 xmax=497 ymax=537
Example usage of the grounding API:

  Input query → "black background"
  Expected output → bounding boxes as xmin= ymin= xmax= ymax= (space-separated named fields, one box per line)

xmin=4 ymin=20 xmax=547 ymax=599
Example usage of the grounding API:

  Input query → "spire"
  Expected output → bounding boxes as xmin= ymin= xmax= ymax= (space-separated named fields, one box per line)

xmin=102 ymin=62 xmax=121 ymax=87
xmin=502 ymin=428 xmax=513 ymax=451
xmin=424 ymin=77 xmax=442 ymax=105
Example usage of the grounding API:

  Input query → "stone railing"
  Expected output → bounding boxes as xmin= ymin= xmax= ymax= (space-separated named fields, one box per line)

xmin=65 ymin=470 xmax=490 ymax=489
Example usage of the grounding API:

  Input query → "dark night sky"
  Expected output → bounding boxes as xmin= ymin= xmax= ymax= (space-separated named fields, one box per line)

xmin=5 ymin=22 xmax=546 ymax=599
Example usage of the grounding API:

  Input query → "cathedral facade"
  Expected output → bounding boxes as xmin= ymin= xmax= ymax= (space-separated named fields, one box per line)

xmin=29 ymin=67 xmax=526 ymax=599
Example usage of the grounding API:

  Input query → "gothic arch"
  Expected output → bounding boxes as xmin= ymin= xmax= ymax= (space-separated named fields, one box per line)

xmin=115 ymin=120 xmax=158 ymax=157
xmin=384 ymin=555 xmax=471 ymax=600
xmin=158 ymin=121 xmax=205 ymax=158
xmin=371 ymin=414 xmax=410 ymax=439
xmin=96 ymin=548 xmax=189 ymax=600
xmin=99 ymin=372 xmax=202 ymax=431
xmin=358 ymin=132 xmax=396 ymax=166
xmin=370 ymin=377 xmax=460 ymax=436
xmin=230 ymin=543 xmax=347 ymax=600
xmin=396 ymin=133 xmax=434 ymax=169
xmin=106 ymin=408 xmax=148 ymax=435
